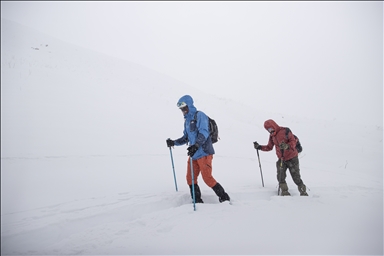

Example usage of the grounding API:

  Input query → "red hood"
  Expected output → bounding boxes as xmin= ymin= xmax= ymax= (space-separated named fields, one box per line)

xmin=264 ymin=119 xmax=281 ymax=135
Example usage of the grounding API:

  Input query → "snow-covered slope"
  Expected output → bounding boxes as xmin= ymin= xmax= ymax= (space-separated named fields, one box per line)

xmin=1 ymin=19 xmax=383 ymax=255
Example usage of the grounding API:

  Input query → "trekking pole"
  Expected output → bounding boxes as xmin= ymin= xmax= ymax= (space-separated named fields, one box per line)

xmin=168 ymin=146 xmax=178 ymax=192
xmin=256 ymin=149 xmax=264 ymax=187
xmin=190 ymin=157 xmax=196 ymax=211
xmin=278 ymin=162 xmax=281 ymax=195
xmin=278 ymin=149 xmax=284 ymax=195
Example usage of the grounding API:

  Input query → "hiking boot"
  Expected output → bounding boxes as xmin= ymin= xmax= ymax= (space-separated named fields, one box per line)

xmin=189 ymin=184 xmax=204 ymax=203
xmin=298 ymin=184 xmax=308 ymax=196
xmin=195 ymin=198 xmax=204 ymax=203
xmin=281 ymin=190 xmax=291 ymax=196
xmin=219 ymin=193 xmax=230 ymax=203
xmin=279 ymin=183 xmax=291 ymax=196
xmin=212 ymin=183 xmax=231 ymax=203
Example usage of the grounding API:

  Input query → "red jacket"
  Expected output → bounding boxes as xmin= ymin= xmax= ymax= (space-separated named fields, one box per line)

xmin=260 ymin=119 xmax=298 ymax=161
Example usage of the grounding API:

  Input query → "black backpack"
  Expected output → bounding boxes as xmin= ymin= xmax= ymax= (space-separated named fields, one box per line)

xmin=194 ymin=111 xmax=219 ymax=144
xmin=285 ymin=127 xmax=302 ymax=153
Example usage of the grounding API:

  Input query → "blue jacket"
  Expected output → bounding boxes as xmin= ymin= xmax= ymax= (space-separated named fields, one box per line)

xmin=174 ymin=95 xmax=215 ymax=160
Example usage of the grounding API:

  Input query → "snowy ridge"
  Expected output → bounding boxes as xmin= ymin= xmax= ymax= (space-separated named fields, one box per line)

xmin=1 ymin=19 xmax=383 ymax=255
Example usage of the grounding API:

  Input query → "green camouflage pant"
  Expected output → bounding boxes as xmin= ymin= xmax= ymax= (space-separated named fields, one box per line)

xmin=276 ymin=156 xmax=304 ymax=186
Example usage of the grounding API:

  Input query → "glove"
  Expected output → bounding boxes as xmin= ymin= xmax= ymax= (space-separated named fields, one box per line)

xmin=166 ymin=138 xmax=175 ymax=147
xmin=279 ymin=142 xmax=289 ymax=150
xmin=253 ymin=141 xmax=262 ymax=150
xmin=187 ymin=144 xmax=198 ymax=157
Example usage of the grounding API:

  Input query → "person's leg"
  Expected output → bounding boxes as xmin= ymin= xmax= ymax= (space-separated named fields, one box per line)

xmin=189 ymin=184 xmax=204 ymax=203
xmin=186 ymin=157 xmax=200 ymax=185
xmin=287 ymin=157 xmax=308 ymax=196
xmin=276 ymin=159 xmax=290 ymax=196
xmin=198 ymin=155 xmax=216 ymax=188
xmin=186 ymin=157 xmax=204 ymax=202
xmin=198 ymin=155 xmax=230 ymax=202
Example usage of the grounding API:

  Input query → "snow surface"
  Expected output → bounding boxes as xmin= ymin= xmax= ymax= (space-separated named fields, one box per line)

xmin=1 ymin=19 xmax=383 ymax=255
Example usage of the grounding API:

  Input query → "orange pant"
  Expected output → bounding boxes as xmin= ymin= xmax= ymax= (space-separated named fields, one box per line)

xmin=186 ymin=155 xmax=217 ymax=188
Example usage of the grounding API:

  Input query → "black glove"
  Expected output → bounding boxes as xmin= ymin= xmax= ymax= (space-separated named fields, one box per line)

xmin=166 ymin=138 xmax=175 ymax=147
xmin=253 ymin=141 xmax=262 ymax=150
xmin=279 ymin=142 xmax=289 ymax=150
xmin=187 ymin=144 xmax=198 ymax=157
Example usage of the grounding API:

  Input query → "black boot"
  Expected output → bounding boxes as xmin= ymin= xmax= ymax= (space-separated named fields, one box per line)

xmin=212 ymin=183 xmax=230 ymax=203
xmin=189 ymin=184 xmax=204 ymax=203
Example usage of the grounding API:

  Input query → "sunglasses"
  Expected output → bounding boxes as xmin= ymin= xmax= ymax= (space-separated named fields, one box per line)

xmin=177 ymin=102 xmax=187 ymax=108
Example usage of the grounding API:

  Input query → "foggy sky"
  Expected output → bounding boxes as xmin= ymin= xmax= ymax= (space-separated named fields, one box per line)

xmin=1 ymin=1 xmax=382 ymax=125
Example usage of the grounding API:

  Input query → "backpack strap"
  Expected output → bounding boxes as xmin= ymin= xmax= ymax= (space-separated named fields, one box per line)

xmin=194 ymin=111 xmax=199 ymax=121
xmin=285 ymin=127 xmax=291 ymax=140
xmin=194 ymin=111 xmax=213 ymax=138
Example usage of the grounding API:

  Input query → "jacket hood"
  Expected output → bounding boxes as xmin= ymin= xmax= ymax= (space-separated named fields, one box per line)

xmin=264 ymin=119 xmax=281 ymax=135
xmin=177 ymin=95 xmax=197 ymax=117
